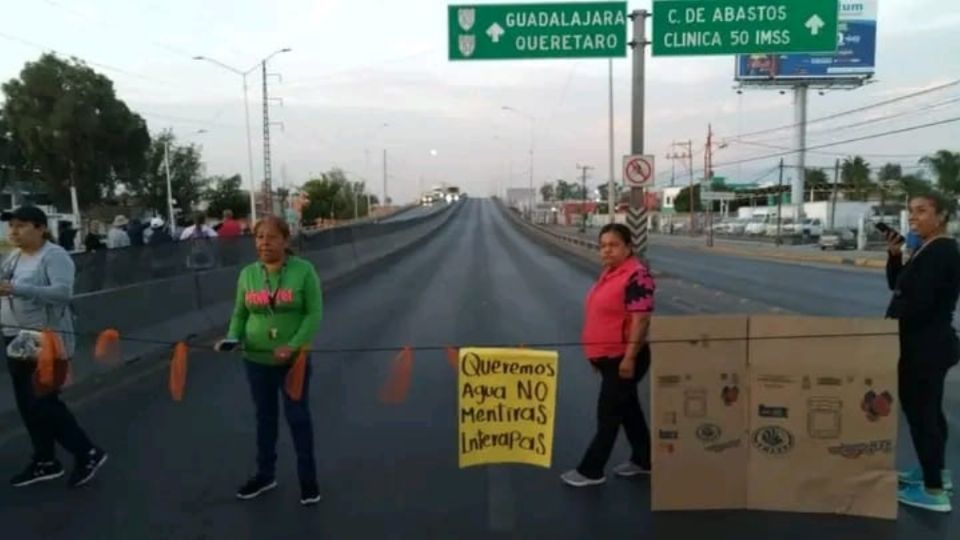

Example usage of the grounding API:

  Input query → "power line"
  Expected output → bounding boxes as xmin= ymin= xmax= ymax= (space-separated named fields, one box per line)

xmin=731 ymin=78 xmax=960 ymax=141
xmin=712 ymin=116 xmax=960 ymax=170
xmin=0 ymin=31 xmax=168 ymax=84
xmin=726 ymin=94 xmax=960 ymax=146
xmin=731 ymin=139 xmax=929 ymax=160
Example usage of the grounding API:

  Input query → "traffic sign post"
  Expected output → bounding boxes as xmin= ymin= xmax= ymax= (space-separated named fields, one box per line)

xmin=623 ymin=154 xmax=655 ymax=187
xmin=651 ymin=0 xmax=838 ymax=56
xmin=448 ymin=2 xmax=628 ymax=60
xmin=627 ymin=12 xmax=649 ymax=258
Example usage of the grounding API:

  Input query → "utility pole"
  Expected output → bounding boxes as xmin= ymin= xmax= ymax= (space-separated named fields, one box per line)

xmin=667 ymin=140 xmax=696 ymax=234
xmin=577 ymin=164 xmax=593 ymax=233
xmin=705 ymin=124 xmax=714 ymax=248
xmin=627 ymin=9 xmax=649 ymax=256
xmin=261 ymin=61 xmax=273 ymax=215
xmin=829 ymin=158 xmax=840 ymax=230
xmin=607 ymin=58 xmax=616 ymax=223
xmin=382 ymin=149 xmax=388 ymax=206
xmin=776 ymin=158 xmax=785 ymax=246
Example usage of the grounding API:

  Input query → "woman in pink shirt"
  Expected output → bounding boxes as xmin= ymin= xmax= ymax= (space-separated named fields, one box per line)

xmin=562 ymin=223 xmax=655 ymax=487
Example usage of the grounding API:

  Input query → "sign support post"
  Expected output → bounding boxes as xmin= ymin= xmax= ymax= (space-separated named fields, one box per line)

xmin=793 ymin=84 xmax=808 ymax=221
xmin=629 ymin=10 xmax=649 ymax=257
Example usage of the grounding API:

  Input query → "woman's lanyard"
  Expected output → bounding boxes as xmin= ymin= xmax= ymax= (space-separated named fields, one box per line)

xmin=261 ymin=262 xmax=286 ymax=340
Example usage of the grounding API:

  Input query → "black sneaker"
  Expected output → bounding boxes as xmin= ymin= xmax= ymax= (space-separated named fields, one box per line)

xmin=68 ymin=447 xmax=108 ymax=488
xmin=300 ymin=480 xmax=321 ymax=506
xmin=236 ymin=475 xmax=277 ymax=500
xmin=10 ymin=460 xmax=64 ymax=487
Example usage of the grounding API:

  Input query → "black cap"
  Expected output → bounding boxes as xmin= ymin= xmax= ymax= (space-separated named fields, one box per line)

xmin=1 ymin=206 xmax=48 ymax=227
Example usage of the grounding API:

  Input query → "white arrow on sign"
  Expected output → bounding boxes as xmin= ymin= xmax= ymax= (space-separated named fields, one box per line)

xmin=805 ymin=14 xmax=825 ymax=36
xmin=486 ymin=22 xmax=505 ymax=43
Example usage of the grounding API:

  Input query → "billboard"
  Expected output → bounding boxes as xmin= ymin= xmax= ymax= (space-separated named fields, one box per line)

xmin=736 ymin=0 xmax=876 ymax=82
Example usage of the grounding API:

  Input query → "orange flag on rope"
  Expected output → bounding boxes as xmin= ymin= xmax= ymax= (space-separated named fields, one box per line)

xmin=379 ymin=347 xmax=414 ymax=404
xmin=446 ymin=347 xmax=459 ymax=371
xmin=94 ymin=329 xmax=121 ymax=364
xmin=284 ymin=348 xmax=308 ymax=401
xmin=169 ymin=342 xmax=188 ymax=402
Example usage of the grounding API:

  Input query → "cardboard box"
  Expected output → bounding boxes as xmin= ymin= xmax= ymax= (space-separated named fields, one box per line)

xmin=650 ymin=315 xmax=898 ymax=520
xmin=650 ymin=315 xmax=750 ymax=511
xmin=746 ymin=316 xmax=898 ymax=519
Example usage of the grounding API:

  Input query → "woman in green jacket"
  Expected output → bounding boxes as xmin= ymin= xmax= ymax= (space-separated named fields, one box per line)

xmin=217 ymin=215 xmax=323 ymax=506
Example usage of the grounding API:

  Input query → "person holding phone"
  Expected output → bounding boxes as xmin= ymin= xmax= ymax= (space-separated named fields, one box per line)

xmin=217 ymin=215 xmax=323 ymax=506
xmin=884 ymin=192 xmax=960 ymax=513
xmin=561 ymin=223 xmax=654 ymax=487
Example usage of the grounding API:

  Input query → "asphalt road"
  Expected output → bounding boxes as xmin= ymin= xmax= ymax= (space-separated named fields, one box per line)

xmin=648 ymin=243 xmax=891 ymax=317
xmin=0 ymin=199 xmax=956 ymax=539
xmin=379 ymin=203 xmax=450 ymax=223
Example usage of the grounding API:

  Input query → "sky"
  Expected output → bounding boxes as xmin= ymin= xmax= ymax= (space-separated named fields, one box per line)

xmin=0 ymin=0 xmax=958 ymax=204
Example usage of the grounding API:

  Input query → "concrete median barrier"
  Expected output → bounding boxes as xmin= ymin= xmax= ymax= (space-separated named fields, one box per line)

xmin=0 ymin=202 xmax=463 ymax=422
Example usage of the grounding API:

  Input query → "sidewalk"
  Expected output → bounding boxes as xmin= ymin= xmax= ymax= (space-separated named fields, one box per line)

xmin=549 ymin=225 xmax=888 ymax=270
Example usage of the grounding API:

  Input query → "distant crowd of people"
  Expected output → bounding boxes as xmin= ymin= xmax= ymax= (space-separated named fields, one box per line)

xmin=77 ymin=210 xmax=247 ymax=253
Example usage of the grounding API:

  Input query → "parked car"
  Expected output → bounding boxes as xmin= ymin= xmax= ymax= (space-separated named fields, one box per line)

xmin=799 ymin=218 xmax=824 ymax=237
xmin=819 ymin=229 xmax=857 ymax=250
xmin=745 ymin=219 xmax=767 ymax=236
xmin=765 ymin=218 xmax=795 ymax=237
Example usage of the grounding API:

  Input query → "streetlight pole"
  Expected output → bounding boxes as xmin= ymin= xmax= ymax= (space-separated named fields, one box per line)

xmin=194 ymin=47 xmax=291 ymax=225
xmin=164 ymin=128 xmax=206 ymax=236
xmin=502 ymin=106 xmax=536 ymax=219
xmin=164 ymin=140 xmax=174 ymax=235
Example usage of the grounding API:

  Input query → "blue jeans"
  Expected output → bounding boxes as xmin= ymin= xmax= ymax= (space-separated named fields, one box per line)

xmin=244 ymin=359 xmax=317 ymax=484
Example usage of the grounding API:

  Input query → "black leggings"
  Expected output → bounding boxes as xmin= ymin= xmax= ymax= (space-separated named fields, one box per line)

xmin=577 ymin=348 xmax=652 ymax=479
xmin=899 ymin=360 xmax=950 ymax=490
xmin=6 ymin=358 xmax=93 ymax=463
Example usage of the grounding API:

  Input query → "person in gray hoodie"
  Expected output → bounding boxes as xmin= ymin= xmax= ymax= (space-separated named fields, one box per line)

xmin=1 ymin=206 xmax=107 ymax=488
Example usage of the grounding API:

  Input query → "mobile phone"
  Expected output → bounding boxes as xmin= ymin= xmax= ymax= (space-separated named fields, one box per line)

xmin=875 ymin=223 xmax=904 ymax=242
xmin=217 ymin=339 xmax=239 ymax=352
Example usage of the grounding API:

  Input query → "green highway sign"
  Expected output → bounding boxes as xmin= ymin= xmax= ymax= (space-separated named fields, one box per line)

xmin=448 ymin=2 xmax=628 ymax=61
xmin=652 ymin=0 xmax=838 ymax=56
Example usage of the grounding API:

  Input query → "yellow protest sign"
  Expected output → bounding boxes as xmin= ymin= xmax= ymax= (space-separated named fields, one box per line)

xmin=458 ymin=348 xmax=558 ymax=468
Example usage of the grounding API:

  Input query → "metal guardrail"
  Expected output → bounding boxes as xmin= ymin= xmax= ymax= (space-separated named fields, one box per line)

xmin=495 ymin=199 xmax=599 ymax=251
xmin=70 ymin=207 xmax=443 ymax=294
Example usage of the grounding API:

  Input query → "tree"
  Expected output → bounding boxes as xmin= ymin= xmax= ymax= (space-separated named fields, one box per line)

xmin=674 ymin=184 xmax=703 ymax=213
xmin=126 ymin=131 xmax=206 ymax=216
xmin=1 ymin=53 xmax=150 ymax=208
xmin=920 ymin=149 xmax=960 ymax=195
xmin=204 ymin=174 xmax=250 ymax=218
xmin=300 ymin=168 xmax=372 ymax=224
xmin=539 ymin=182 xmax=555 ymax=202
xmin=876 ymin=163 xmax=903 ymax=216
xmin=805 ymin=168 xmax=830 ymax=202
xmin=0 ymin=111 xmax=28 ymax=190
xmin=898 ymin=173 xmax=931 ymax=198
xmin=841 ymin=156 xmax=872 ymax=201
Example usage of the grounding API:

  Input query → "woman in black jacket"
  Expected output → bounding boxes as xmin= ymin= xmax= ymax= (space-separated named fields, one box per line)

xmin=884 ymin=191 xmax=960 ymax=513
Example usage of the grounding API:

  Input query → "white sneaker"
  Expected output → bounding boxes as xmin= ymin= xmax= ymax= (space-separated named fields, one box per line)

xmin=613 ymin=461 xmax=650 ymax=478
xmin=560 ymin=470 xmax=606 ymax=487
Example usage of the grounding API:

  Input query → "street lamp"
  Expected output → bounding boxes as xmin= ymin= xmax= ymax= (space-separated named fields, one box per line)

xmin=194 ymin=47 xmax=292 ymax=224
xmin=501 ymin=106 xmax=536 ymax=218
